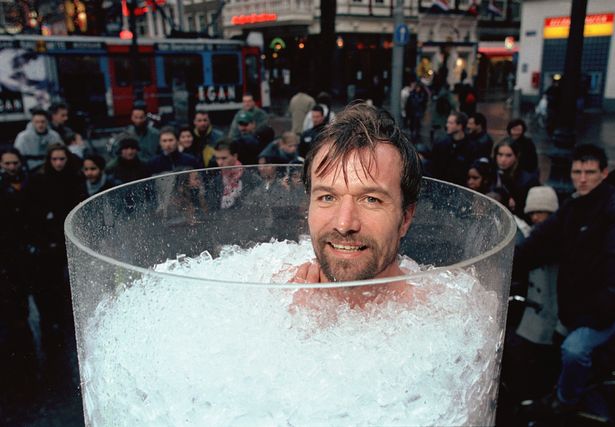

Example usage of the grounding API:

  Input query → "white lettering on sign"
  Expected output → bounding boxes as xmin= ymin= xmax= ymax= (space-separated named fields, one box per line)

xmin=198 ymin=86 xmax=239 ymax=103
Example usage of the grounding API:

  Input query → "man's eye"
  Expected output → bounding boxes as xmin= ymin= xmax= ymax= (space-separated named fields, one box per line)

xmin=365 ymin=196 xmax=381 ymax=204
xmin=319 ymin=194 xmax=334 ymax=202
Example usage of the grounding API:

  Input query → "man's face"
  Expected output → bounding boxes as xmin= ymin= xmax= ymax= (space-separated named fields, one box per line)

xmin=83 ymin=159 xmax=102 ymax=183
xmin=214 ymin=148 xmax=237 ymax=167
xmin=308 ymin=143 xmax=415 ymax=282
xmin=50 ymin=149 xmax=68 ymax=172
xmin=194 ymin=113 xmax=210 ymax=133
xmin=52 ymin=108 xmax=68 ymax=125
xmin=131 ymin=110 xmax=147 ymax=128
xmin=32 ymin=114 xmax=48 ymax=133
xmin=570 ymin=160 xmax=607 ymax=196
xmin=242 ymin=95 xmax=255 ymax=111
xmin=238 ymin=121 xmax=255 ymax=135
xmin=160 ymin=132 xmax=178 ymax=155
xmin=466 ymin=118 xmax=481 ymax=135
xmin=0 ymin=153 xmax=21 ymax=175
xmin=509 ymin=124 xmax=524 ymax=140
xmin=312 ymin=111 xmax=325 ymax=127
xmin=120 ymin=146 xmax=138 ymax=160
xmin=258 ymin=157 xmax=276 ymax=180
xmin=446 ymin=115 xmax=463 ymax=136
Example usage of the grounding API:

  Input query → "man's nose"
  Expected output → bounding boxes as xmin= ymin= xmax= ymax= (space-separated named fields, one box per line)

xmin=334 ymin=197 xmax=361 ymax=235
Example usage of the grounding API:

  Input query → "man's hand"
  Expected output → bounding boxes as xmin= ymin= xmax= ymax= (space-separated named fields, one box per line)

xmin=289 ymin=260 xmax=328 ymax=284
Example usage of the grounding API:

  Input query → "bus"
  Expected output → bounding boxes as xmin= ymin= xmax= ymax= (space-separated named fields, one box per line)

xmin=0 ymin=35 xmax=268 ymax=138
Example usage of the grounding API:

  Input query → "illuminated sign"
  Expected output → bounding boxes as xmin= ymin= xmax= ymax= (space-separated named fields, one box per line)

xmin=544 ymin=13 xmax=613 ymax=39
xmin=121 ymin=0 xmax=166 ymax=17
xmin=231 ymin=13 xmax=277 ymax=25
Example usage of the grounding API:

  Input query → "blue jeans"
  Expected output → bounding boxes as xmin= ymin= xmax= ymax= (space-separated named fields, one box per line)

xmin=557 ymin=322 xmax=615 ymax=404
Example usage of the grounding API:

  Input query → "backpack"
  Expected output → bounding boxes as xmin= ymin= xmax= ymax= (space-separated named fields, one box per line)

xmin=436 ymin=95 xmax=451 ymax=116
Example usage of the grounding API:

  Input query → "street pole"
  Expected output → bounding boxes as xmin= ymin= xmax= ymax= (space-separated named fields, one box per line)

xmin=128 ymin=0 xmax=144 ymax=104
xmin=390 ymin=0 xmax=404 ymax=125
xmin=546 ymin=0 xmax=587 ymax=197
xmin=176 ymin=0 xmax=185 ymax=31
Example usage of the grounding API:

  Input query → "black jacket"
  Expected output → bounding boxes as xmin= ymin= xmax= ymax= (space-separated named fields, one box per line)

xmin=106 ymin=157 xmax=150 ymax=184
xmin=147 ymin=151 xmax=200 ymax=176
xmin=431 ymin=134 xmax=481 ymax=186
xmin=515 ymin=135 xmax=538 ymax=176
xmin=514 ymin=182 xmax=615 ymax=330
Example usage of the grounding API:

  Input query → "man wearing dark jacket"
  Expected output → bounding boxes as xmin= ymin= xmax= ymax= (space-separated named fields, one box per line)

xmin=515 ymin=144 xmax=615 ymax=414
xmin=466 ymin=112 xmax=493 ymax=159
xmin=106 ymin=133 xmax=150 ymax=184
xmin=148 ymin=126 xmax=199 ymax=175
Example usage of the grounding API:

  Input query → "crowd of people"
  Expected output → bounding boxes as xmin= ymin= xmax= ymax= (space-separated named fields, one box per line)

xmin=1 ymin=86 xmax=614 ymax=425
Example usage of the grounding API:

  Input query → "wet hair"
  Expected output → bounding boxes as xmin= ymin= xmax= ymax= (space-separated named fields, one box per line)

xmin=506 ymin=118 xmax=527 ymax=135
xmin=159 ymin=126 xmax=177 ymax=139
xmin=84 ymin=153 xmax=106 ymax=171
xmin=49 ymin=101 xmax=68 ymax=115
xmin=214 ymin=138 xmax=238 ymax=156
xmin=450 ymin=111 xmax=468 ymax=128
xmin=572 ymin=144 xmax=608 ymax=170
xmin=303 ymin=102 xmax=422 ymax=210
xmin=469 ymin=112 xmax=487 ymax=130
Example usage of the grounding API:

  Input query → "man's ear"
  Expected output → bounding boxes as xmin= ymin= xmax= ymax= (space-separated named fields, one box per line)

xmin=399 ymin=204 xmax=416 ymax=238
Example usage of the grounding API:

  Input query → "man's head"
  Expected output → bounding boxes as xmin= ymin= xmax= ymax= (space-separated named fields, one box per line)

xmin=159 ymin=126 xmax=178 ymax=155
xmin=0 ymin=149 xmax=22 ymax=176
xmin=506 ymin=118 xmax=527 ymax=140
xmin=49 ymin=102 xmax=69 ymax=126
xmin=117 ymin=134 xmax=140 ymax=160
xmin=242 ymin=93 xmax=256 ymax=111
xmin=303 ymin=103 xmax=422 ymax=282
xmin=446 ymin=111 xmax=467 ymax=138
xmin=193 ymin=111 xmax=211 ymax=134
xmin=214 ymin=139 xmax=238 ymax=167
xmin=237 ymin=111 xmax=256 ymax=135
xmin=570 ymin=144 xmax=609 ymax=196
xmin=31 ymin=108 xmax=49 ymax=134
xmin=279 ymin=132 xmax=299 ymax=155
xmin=130 ymin=106 xmax=148 ymax=129
xmin=524 ymin=186 xmax=559 ymax=225
xmin=467 ymin=113 xmax=487 ymax=135
xmin=311 ymin=105 xmax=325 ymax=128
xmin=45 ymin=143 xmax=70 ymax=173
xmin=83 ymin=154 xmax=106 ymax=183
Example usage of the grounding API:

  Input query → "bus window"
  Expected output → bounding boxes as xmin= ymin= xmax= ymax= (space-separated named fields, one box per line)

xmin=211 ymin=53 xmax=240 ymax=85
xmin=162 ymin=55 xmax=204 ymax=88
xmin=112 ymin=56 xmax=153 ymax=87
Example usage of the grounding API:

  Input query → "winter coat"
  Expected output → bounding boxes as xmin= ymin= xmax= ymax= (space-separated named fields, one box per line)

xmin=126 ymin=125 xmax=160 ymax=162
xmin=431 ymin=134 xmax=481 ymax=186
xmin=148 ymin=151 xmax=200 ymax=176
xmin=14 ymin=126 xmax=62 ymax=171
xmin=106 ymin=157 xmax=150 ymax=184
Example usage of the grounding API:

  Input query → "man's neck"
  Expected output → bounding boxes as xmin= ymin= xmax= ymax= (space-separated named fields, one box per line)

xmin=452 ymin=131 xmax=465 ymax=141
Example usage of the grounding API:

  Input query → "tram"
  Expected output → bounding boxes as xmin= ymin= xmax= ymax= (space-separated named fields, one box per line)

xmin=0 ymin=35 xmax=268 ymax=132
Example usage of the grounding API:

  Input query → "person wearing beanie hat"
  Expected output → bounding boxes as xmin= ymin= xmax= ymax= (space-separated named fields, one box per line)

xmin=524 ymin=186 xmax=559 ymax=225
xmin=106 ymin=133 xmax=150 ymax=184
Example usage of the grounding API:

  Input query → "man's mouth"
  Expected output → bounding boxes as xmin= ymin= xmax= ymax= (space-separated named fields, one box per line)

xmin=328 ymin=242 xmax=367 ymax=252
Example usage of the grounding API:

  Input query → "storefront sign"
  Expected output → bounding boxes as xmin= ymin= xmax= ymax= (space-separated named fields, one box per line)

xmin=231 ymin=13 xmax=277 ymax=25
xmin=544 ymin=13 xmax=613 ymax=39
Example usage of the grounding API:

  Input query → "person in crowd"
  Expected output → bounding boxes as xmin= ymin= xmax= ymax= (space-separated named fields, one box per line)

xmin=83 ymin=154 xmax=118 ymax=197
xmin=466 ymin=157 xmax=494 ymax=194
xmin=299 ymin=105 xmax=327 ymax=158
xmin=431 ymin=111 xmax=479 ymax=186
xmin=515 ymin=145 xmax=615 ymax=418
xmin=48 ymin=101 xmax=74 ymax=142
xmin=507 ymin=118 xmax=538 ymax=176
xmin=106 ymin=133 xmax=150 ymax=184
xmin=177 ymin=125 xmax=204 ymax=167
xmin=0 ymin=148 xmax=37 ymax=401
xmin=259 ymin=132 xmax=300 ymax=165
xmin=457 ymin=82 xmax=477 ymax=116
xmin=228 ymin=93 xmax=268 ymax=139
xmin=544 ymin=74 xmax=561 ymax=136
xmin=14 ymin=108 xmax=62 ymax=172
xmin=430 ymin=84 xmax=458 ymax=143
xmin=492 ymin=138 xmax=540 ymax=217
xmin=290 ymin=102 xmax=422 ymax=291
xmin=288 ymin=87 xmax=315 ymax=135
xmin=231 ymin=111 xmax=263 ymax=166
xmin=63 ymin=130 xmax=87 ymax=161
xmin=467 ymin=112 xmax=493 ymax=159
xmin=192 ymin=110 xmax=223 ymax=167
xmin=126 ymin=105 xmax=160 ymax=162
xmin=404 ymin=81 xmax=428 ymax=141
xmin=148 ymin=126 xmax=199 ymax=176
xmin=303 ymin=91 xmax=336 ymax=131
xmin=25 ymin=143 xmax=85 ymax=385
xmin=210 ymin=139 xmax=256 ymax=210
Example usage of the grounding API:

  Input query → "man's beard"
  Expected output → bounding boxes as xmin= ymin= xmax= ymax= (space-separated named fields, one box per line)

xmin=314 ymin=231 xmax=398 ymax=282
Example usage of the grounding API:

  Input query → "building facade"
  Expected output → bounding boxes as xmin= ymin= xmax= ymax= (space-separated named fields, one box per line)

xmin=517 ymin=0 xmax=615 ymax=111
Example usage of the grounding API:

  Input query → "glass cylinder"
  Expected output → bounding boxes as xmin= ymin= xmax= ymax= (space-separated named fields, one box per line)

xmin=66 ymin=165 xmax=516 ymax=426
